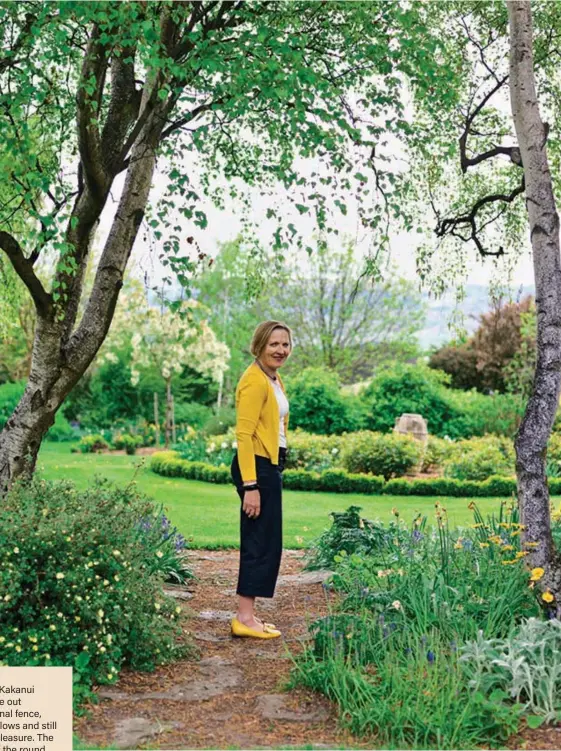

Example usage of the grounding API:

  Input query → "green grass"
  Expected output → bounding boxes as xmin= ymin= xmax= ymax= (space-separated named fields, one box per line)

xmin=39 ymin=442 xmax=525 ymax=549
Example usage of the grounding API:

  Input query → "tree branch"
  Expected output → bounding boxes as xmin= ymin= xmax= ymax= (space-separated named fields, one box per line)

xmin=76 ymin=23 xmax=110 ymax=199
xmin=0 ymin=231 xmax=51 ymax=315
xmin=436 ymin=178 xmax=526 ymax=257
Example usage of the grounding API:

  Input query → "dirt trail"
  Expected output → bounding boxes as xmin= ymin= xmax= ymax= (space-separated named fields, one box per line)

xmin=74 ymin=550 xmax=368 ymax=750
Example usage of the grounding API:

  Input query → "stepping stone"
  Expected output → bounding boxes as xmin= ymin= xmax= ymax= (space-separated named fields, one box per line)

xmin=276 ymin=571 xmax=334 ymax=586
xmin=163 ymin=588 xmax=193 ymax=600
xmin=256 ymin=694 xmax=329 ymax=722
xmin=198 ymin=609 xmax=236 ymax=621
xmin=247 ymin=647 xmax=290 ymax=660
xmin=111 ymin=717 xmax=179 ymax=749
xmin=99 ymin=656 xmax=241 ymax=703
xmin=193 ymin=632 xmax=229 ymax=643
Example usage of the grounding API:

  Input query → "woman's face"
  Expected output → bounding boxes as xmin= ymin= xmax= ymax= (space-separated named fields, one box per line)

xmin=260 ymin=328 xmax=291 ymax=371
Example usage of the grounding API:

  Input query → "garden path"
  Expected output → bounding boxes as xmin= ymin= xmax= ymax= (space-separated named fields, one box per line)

xmin=74 ymin=550 xmax=370 ymax=750
xmin=74 ymin=550 xmax=561 ymax=751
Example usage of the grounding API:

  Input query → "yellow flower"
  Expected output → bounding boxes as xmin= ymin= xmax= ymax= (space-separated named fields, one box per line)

xmin=468 ymin=502 xmax=476 ymax=511
xmin=524 ymin=542 xmax=540 ymax=548
xmin=488 ymin=535 xmax=502 ymax=545
xmin=501 ymin=545 xmax=514 ymax=551
xmin=542 ymin=591 xmax=555 ymax=603
xmin=15 ymin=645 xmax=21 ymax=653
xmin=501 ymin=559 xmax=518 ymax=565
xmin=472 ymin=523 xmax=484 ymax=529
xmin=156 ymin=551 xmax=164 ymax=559
xmin=515 ymin=551 xmax=529 ymax=559
xmin=479 ymin=542 xmax=489 ymax=548
xmin=454 ymin=541 xmax=463 ymax=550
xmin=530 ymin=567 xmax=545 ymax=581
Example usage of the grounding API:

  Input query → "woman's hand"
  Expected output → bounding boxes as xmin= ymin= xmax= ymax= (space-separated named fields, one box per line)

xmin=243 ymin=489 xmax=261 ymax=519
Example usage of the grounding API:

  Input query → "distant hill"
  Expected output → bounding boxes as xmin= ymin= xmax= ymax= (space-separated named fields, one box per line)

xmin=419 ymin=284 xmax=534 ymax=350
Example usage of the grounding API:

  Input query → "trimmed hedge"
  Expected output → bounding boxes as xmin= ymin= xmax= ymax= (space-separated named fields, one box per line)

xmin=150 ymin=451 xmax=536 ymax=498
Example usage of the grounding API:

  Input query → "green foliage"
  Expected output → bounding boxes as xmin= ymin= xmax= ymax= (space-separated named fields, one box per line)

xmin=0 ymin=380 xmax=25 ymax=430
xmin=292 ymin=503 xmax=540 ymax=747
xmin=150 ymin=451 xmax=519 ymax=498
xmin=45 ymin=411 xmax=79 ymax=443
xmin=341 ymin=431 xmax=422 ymax=480
xmin=460 ymin=619 xmax=561 ymax=722
xmin=419 ymin=435 xmax=456 ymax=472
xmin=173 ymin=402 xmax=213 ymax=429
xmin=75 ymin=434 xmax=110 ymax=454
xmin=284 ymin=430 xmax=345 ymax=472
xmin=362 ymin=365 xmax=524 ymax=439
xmin=0 ymin=477 xmax=189 ymax=706
xmin=444 ymin=436 xmax=515 ymax=481
xmin=201 ymin=406 xmax=236 ymax=436
xmin=112 ymin=433 xmax=143 ymax=455
xmin=362 ymin=364 xmax=463 ymax=437
xmin=286 ymin=368 xmax=367 ymax=435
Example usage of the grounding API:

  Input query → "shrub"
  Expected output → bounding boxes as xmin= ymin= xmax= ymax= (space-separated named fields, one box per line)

xmin=75 ymin=434 xmax=110 ymax=453
xmin=285 ymin=430 xmax=345 ymax=472
xmin=173 ymin=402 xmax=213 ymax=429
xmin=286 ymin=367 xmax=367 ymax=434
xmin=150 ymin=452 xmax=521 ymax=498
xmin=46 ymin=411 xmax=79 ymax=442
xmin=0 ymin=380 xmax=25 ymax=430
xmin=419 ymin=435 xmax=456 ymax=473
xmin=444 ymin=436 xmax=514 ymax=481
xmin=0 ymin=478 xmax=188 ymax=706
xmin=342 ymin=431 xmax=422 ymax=479
xmin=202 ymin=406 xmax=236 ymax=436
xmin=446 ymin=389 xmax=524 ymax=438
xmin=361 ymin=364 xmax=463 ymax=437
xmin=113 ymin=433 xmax=143 ymax=455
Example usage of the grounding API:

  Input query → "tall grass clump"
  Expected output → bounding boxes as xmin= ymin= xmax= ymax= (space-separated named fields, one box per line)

xmin=293 ymin=502 xmax=545 ymax=748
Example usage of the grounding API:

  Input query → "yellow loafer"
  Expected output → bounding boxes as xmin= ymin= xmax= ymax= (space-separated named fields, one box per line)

xmin=231 ymin=617 xmax=281 ymax=639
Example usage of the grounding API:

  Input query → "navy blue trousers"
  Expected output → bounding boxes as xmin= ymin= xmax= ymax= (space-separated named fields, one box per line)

xmin=231 ymin=449 xmax=286 ymax=598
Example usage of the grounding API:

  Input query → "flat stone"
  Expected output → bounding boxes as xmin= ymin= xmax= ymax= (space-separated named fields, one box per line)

xmin=111 ymin=717 xmax=179 ymax=749
xmin=99 ymin=656 xmax=241 ymax=703
xmin=163 ymin=588 xmax=193 ymax=600
xmin=256 ymin=694 xmax=329 ymax=722
xmin=198 ymin=609 xmax=236 ymax=621
xmin=247 ymin=647 xmax=290 ymax=660
xmin=193 ymin=632 xmax=230 ymax=643
xmin=276 ymin=571 xmax=334 ymax=586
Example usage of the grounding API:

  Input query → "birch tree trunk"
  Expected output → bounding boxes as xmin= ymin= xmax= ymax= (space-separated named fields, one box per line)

xmin=508 ymin=0 xmax=561 ymax=600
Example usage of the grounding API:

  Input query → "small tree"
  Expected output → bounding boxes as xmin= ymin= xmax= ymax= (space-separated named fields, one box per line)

xmin=101 ymin=281 xmax=229 ymax=447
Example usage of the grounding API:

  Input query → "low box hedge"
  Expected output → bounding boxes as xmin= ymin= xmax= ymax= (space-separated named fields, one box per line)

xmin=150 ymin=451 xmax=526 ymax=498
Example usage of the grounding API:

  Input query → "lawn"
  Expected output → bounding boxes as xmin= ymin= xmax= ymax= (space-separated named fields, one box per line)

xmin=39 ymin=442 xmax=523 ymax=548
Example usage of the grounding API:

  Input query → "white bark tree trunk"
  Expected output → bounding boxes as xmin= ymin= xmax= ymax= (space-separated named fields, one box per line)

xmin=508 ymin=0 xmax=561 ymax=599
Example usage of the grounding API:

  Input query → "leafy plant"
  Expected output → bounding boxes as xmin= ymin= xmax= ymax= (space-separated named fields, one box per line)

xmin=341 ymin=430 xmax=422 ymax=479
xmin=0 ymin=477 xmax=189 ymax=707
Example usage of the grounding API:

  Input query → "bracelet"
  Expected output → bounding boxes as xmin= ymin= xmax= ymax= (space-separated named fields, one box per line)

xmin=243 ymin=483 xmax=259 ymax=492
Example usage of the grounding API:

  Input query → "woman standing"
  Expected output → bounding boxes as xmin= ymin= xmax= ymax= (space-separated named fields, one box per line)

xmin=230 ymin=321 xmax=292 ymax=639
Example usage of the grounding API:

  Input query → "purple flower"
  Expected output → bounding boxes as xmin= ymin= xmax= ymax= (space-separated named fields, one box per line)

xmin=412 ymin=529 xmax=424 ymax=543
xmin=427 ymin=650 xmax=435 ymax=664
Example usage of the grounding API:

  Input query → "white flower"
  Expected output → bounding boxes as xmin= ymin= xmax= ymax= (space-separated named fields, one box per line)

xmin=156 ymin=551 xmax=163 ymax=559
xmin=13 ymin=547 xmax=19 ymax=554
xmin=332 ymin=448 xmax=339 ymax=455
xmin=56 ymin=572 xmax=65 ymax=580
xmin=105 ymin=352 xmax=118 ymax=364
xmin=221 ymin=442 xmax=228 ymax=449
xmin=232 ymin=441 xmax=237 ymax=449
xmin=391 ymin=600 xmax=402 ymax=610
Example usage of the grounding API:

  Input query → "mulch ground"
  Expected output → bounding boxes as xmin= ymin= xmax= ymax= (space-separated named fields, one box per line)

xmin=74 ymin=550 xmax=561 ymax=750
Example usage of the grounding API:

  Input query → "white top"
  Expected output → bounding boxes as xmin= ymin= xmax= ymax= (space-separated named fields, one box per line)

xmin=271 ymin=379 xmax=289 ymax=448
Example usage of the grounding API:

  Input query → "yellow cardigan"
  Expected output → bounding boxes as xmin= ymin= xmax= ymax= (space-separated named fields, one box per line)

xmin=235 ymin=362 xmax=289 ymax=482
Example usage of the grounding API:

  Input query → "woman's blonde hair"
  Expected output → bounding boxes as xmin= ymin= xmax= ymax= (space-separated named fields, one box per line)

xmin=250 ymin=320 xmax=293 ymax=359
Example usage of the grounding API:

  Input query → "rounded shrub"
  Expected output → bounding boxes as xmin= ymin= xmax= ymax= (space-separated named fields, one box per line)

xmin=341 ymin=431 xmax=422 ymax=480
xmin=113 ymin=432 xmax=143 ymax=455
xmin=76 ymin=433 xmax=110 ymax=453
xmin=174 ymin=401 xmax=213 ymax=430
xmin=0 ymin=477 xmax=188 ymax=705
xmin=46 ymin=411 xmax=79 ymax=442
xmin=285 ymin=430 xmax=345 ymax=472
xmin=443 ymin=436 xmax=514 ymax=481
xmin=286 ymin=367 xmax=366 ymax=435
